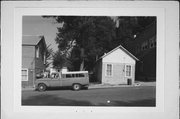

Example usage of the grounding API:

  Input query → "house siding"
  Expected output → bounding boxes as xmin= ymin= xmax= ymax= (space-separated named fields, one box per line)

xmin=22 ymin=46 xmax=35 ymax=87
xmin=22 ymin=69 xmax=34 ymax=88
xmin=35 ymin=42 xmax=46 ymax=76
xmin=22 ymin=37 xmax=46 ymax=88
xmin=102 ymin=63 xmax=135 ymax=84
xmin=22 ymin=46 xmax=35 ymax=69
xmin=103 ymin=48 xmax=135 ymax=64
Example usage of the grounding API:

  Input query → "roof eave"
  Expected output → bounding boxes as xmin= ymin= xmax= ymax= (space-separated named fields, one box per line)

xmin=97 ymin=45 xmax=139 ymax=61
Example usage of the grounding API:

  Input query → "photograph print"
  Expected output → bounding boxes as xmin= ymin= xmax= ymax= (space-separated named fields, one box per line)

xmin=21 ymin=15 xmax=156 ymax=107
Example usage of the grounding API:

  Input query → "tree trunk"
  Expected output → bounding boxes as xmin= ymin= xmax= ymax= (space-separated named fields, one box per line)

xmin=80 ymin=48 xmax=85 ymax=71
xmin=80 ymin=59 xmax=84 ymax=71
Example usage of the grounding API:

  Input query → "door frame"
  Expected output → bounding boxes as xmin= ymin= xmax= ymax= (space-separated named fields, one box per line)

xmin=125 ymin=64 xmax=133 ymax=78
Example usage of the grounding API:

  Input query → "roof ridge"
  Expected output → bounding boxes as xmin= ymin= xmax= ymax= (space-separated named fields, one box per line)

xmin=98 ymin=45 xmax=139 ymax=61
xmin=22 ymin=35 xmax=45 ymax=46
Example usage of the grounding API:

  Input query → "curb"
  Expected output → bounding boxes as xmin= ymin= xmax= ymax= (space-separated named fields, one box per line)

xmin=22 ymin=88 xmax=35 ymax=91
xmin=22 ymin=82 xmax=156 ymax=91
xmin=88 ymin=84 xmax=133 ymax=89
xmin=88 ymin=82 xmax=156 ymax=89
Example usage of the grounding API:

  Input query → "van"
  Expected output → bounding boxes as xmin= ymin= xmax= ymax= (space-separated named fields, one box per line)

xmin=35 ymin=71 xmax=89 ymax=91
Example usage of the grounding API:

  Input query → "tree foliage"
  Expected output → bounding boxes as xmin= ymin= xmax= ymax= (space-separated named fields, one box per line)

xmin=45 ymin=44 xmax=53 ymax=68
xmin=50 ymin=16 xmax=117 ymax=71
xmin=116 ymin=17 xmax=156 ymax=45
xmin=43 ymin=16 xmax=156 ymax=71
xmin=52 ymin=50 xmax=73 ymax=69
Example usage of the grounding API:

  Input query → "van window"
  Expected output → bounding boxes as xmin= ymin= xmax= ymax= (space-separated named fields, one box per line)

xmin=72 ymin=74 xmax=76 ymax=77
xmin=62 ymin=71 xmax=88 ymax=79
xmin=51 ymin=73 xmax=59 ymax=79
xmin=66 ymin=74 xmax=72 ymax=78
xmin=78 ymin=74 xmax=85 ymax=77
xmin=65 ymin=73 xmax=85 ymax=78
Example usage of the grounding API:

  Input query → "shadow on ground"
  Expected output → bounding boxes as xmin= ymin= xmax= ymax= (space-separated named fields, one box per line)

xmin=22 ymin=94 xmax=155 ymax=106
xmin=35 ymin=87 xmax=88 ymax=91
xmin=22 ymin=94 xmax=93 ymax=106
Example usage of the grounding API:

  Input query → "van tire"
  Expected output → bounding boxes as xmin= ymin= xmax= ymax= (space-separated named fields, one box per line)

xmin=38 ymin=83 xmax=47 ymax=91
xmin=72 ymin=84 xmax=81 ymax=91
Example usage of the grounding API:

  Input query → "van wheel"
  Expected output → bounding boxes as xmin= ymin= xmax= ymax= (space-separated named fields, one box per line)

xmin=72 ymin=84 xmax=81 ymax=91
xmin=38 ymin=83 xmax=46 ymax=91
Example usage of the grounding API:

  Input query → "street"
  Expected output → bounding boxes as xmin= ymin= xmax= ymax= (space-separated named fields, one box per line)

xmin=22 ymin=86 xmax=156 ymax=106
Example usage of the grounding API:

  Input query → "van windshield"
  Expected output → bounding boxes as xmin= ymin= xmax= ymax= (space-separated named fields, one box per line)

xmin=51 ymin=73 xmax=59 ymax=79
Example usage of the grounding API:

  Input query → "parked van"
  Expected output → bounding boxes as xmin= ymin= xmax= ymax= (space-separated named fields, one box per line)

xmin=35 ymin=71 xmax=89 ymax=91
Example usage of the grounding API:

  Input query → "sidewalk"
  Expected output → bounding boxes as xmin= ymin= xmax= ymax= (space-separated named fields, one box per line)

xmin=22 ymin=87 xmax=35 ymax=91
xmin=89 ymin=81 xmax=156 ymax=89
xmin=22 ymin=81 xmax=156 ymax=91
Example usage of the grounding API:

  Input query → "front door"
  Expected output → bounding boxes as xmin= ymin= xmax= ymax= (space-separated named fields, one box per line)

xmin=125 ymin=64 xmax=133 ymax=84
xmin=118 ymin=64 xmax=125 ymax=84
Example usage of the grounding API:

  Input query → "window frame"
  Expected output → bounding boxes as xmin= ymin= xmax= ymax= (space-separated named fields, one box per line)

xmin=125 ymin=64 xmax=132 ymax=78
xmin=43 ymin=52 xmax=46 ymax=64
xmin=105 ymin=63 xmax=113 ymax=77
xmin=36 ymin=46 xmax=40 ymax=58
xmin=22 ymin=68 xmax=28 ymax=81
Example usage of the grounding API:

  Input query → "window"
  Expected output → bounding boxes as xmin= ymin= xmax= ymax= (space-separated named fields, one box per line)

xmin=43 ymin=52 xmax=46 ymax=64
xmin=51 ymin=73 xmax=59 ymax=79
xmin=65 ymin=73 xmax=85 ymax=78
xmin=125 ymin=65 xmax=132 ymax=77
xmin=77 ymin=74 xmax=85 ymax=77
xmin=61 ymin=71 xmax=88 ymax=79
xmin=149 ymin=36 xmax=156 ymax=48
xmin=141 ymin=41 xmax=148 ymax=50
xmin=66 ymin=74 xmax=72 ymax=78
xmin=22 ymin=69 xmax=28 ymax=81
xmin=106 ymin=64 xmax=112 ymax=76
xmin=36 ymin=46 xmax=39 ymax=58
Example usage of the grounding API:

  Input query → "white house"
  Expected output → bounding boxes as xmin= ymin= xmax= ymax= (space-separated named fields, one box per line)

xmin=95 ymin=45 xmax=139 ymax=85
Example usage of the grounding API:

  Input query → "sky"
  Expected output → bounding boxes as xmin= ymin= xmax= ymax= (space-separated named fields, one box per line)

xmin=23 ymin=16 xmax=61 ymax=52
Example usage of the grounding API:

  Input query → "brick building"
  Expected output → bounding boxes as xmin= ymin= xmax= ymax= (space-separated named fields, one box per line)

xmin=124 ymin=22 xmax=156 ymax=81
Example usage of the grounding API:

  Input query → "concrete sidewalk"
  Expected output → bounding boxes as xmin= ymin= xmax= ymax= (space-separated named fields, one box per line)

xmin=22 ymin=81 xmax=156 ymax=91
xmin=89 ymin=81 xmax=156 ymax=89
xmin=89 ymin=83 xmax=132 ymax=89
xmin=22 ymin=87 xmax=35 ymax=91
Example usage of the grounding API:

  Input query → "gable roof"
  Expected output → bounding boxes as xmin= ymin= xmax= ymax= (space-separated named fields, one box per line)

xmin=99 ymin=45 xmax=139 ymax=61
xmin=22 ymin=35 xmax=44 ymax=46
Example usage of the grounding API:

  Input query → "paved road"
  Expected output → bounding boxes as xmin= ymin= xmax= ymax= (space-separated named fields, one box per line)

xmin=22 ymin=86 xmax=156 ymax=106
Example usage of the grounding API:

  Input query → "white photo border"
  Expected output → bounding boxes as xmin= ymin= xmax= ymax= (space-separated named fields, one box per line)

xmin=2 ymin=1 xmax=179 ymax=119
xmin=14 ymin=6 xmax=165 ymax=113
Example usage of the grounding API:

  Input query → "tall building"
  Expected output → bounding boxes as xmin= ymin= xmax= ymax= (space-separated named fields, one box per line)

xmin=124 ymin=21 xmax=156 ymax=81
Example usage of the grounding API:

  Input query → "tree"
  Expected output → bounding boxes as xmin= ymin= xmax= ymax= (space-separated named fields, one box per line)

xmin=50 ymin=16 xmax=117 ymax=71
xmin=115 ymin=16 xmax=156 ymax=48
xmin=43 ymin=16 xmax=156 ymax=71
xmin=52 ymin=50 xmax=73 ymax=70
xmin=45 ymin=44 xmax=53 ymax=68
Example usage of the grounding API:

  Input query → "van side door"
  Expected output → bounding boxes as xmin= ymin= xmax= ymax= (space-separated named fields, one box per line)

xmin=61 ymin=74 xmax=74 ymax=86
